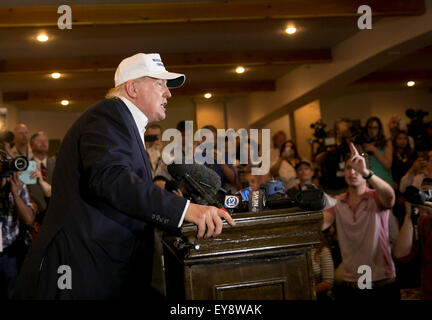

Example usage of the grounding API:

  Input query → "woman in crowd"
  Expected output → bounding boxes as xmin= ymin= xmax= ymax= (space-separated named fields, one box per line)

xmin=392 ymin=130 xmax=416 ymax=189
xmin=361 ymin=117 xmax=394 ymax=186
xmin=270 ymin=140 xmax=302 ymax=191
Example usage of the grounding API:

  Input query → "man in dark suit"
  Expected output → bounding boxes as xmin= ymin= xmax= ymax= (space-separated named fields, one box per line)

xmin=12 ymin=53 xmax=235 ymax=299
xmin=27 ymin=131 xmax=55 ymax=238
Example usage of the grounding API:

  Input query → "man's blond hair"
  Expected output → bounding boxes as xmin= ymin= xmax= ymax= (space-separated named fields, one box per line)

xmin=105 ymin=76 xmax=149 ymax=99
xmin=105 ymin=83 xmax=126 ymax=99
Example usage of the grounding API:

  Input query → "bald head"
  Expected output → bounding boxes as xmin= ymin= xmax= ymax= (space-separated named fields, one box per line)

xmin=14 ymin=124 xmax=30 ymax=147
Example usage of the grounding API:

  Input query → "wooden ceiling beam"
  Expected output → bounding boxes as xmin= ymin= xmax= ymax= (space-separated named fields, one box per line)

xmin=0 ymin=0 xmax=425 ymax=28
xmin=353 ymin=70 xmax=432 ymax=84
xmin=0 ymin=50 xmax=332 ymax=74
xmin=3 ymin=81 xmax=276 ymax=102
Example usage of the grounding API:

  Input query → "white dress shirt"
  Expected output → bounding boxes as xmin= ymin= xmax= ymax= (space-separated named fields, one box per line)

xmin=119 ymin=96 xmax=189 ymax=227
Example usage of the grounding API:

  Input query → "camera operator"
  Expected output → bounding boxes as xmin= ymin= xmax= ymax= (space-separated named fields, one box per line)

xmin=0 ymin=171 xmax=35 ymax=299
xmin=394 ymin=178 xmax=432 ymax=299
xmin=316 ymin=118 xmax=352 ymax=193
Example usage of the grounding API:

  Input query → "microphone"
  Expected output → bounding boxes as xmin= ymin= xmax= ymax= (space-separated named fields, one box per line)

xmin=167 ymin=163 xmax=222 ymax=206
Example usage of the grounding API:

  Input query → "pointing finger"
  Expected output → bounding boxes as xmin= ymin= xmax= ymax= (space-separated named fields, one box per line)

xmin=349 ymin=142 xmax=359 ymax=156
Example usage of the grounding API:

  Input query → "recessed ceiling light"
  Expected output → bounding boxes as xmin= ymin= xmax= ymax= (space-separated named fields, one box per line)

xmin=51 ymin=72 xmax=61 ymax=79
xmin=37 ymin=34 xmax=49 ymax=42
xmin=204 ymin=93 xmax=212 ymax=99
xmin=407 ymin=81 xmax=415 ymax=87
xmin=236 ymin=66 xmax=245 ymax=74
xmin=285 ymin=26 xmax=297 ymax=35
xmin=60 ymin=100 xmax=69 ymax=106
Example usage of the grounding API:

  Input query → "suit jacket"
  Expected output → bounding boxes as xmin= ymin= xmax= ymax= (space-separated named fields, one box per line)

xmin=12 ymin=98 xmax=187 ymax=299
xmin=27 ymin=157 xmax=55 ymax=213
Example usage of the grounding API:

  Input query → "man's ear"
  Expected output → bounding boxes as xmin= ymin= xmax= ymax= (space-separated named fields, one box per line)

xmin=125 ymin=80 xmax=137 ymax=98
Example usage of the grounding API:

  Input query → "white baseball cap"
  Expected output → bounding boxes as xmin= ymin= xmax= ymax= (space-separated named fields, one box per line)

xmin=114 ymin=53 xmax=185 ymax=88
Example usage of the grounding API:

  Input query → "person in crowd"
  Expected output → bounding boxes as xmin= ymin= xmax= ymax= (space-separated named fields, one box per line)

xmin=9 ymin=124 xmax=33 ymax=159
xmin=394 ymin=177 xmax=432 ymax=300
xmin=387 ymin=116 xmax=415 ymax=149
xmin=285 ymin=160 xmax=315 ymax=198
xmin=399 ymin=150 xmax=432 ymax=194
xmin=316 ymin=118 xmax=352 ymax=193
xmin=271 ymin=130 xmax=287 ymax=164
xmin=145 ymin=124 xmax=170 ymax=179
xmin=322 ymin=143 xmax=399 ymax=299
xmin=392 ymin=130 xmax=416 ymax=189
xmin=12 ymin=53 xmax=235 ymax=300
xmin=270 ymin=140 xmax=302 ymax=191
xmin=200 ymin=125 xmax=239 ymax=192
xmin=295 ymin=161 xmax=315 ymax=189
xmin=27 ymin=132 xmax=55 ymax=240
xmin=360 ymin=116 xmax=393 ymax=186
xmin=311 ymin=230 xmax=335 ymax=300
xmin=243 ymin=170 xmax=260 ymax=191
xmin=0 ymin=169 xmax=35 ymax=299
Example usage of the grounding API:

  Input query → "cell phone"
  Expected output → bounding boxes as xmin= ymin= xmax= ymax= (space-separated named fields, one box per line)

xmin=18 ymin=160 xmax=37 ymax=185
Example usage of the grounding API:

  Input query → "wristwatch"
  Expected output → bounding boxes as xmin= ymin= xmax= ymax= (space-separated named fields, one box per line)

xmin=362 ymin=170 xmax=375 ymax=180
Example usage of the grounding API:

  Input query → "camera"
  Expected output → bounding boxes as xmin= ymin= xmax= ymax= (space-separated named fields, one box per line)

xmin=0 ymin=155 xmax=29 ymax=178
xmin=350 ymin=126 xmax=375 ymax=146
xmin=310 ymin=121 xmax=327 ymax=140
xmin=404 ymin=185 xmax=432 ymax=205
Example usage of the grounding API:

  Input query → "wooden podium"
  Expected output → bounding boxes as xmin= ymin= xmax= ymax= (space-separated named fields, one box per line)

xmin=162 ymin=207 xmax=323 ymax=300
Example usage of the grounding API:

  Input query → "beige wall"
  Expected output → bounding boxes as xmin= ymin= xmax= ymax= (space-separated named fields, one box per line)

xmin=294 ymin=100 xmax=321 ymax=162
xmin=320 ymin=88 xmax=432 ymax=137
xmin=226 ymin=96 xmax=249 ymax=130
xmin=3 ymin=104 xmax=20 ymax=132
xmin=158 ymin=97 xmax=196 ymax=131
xmin=262 ymin=114 xmax=291 ymax=151
xmin=195 ymin=99 xmax=225 ymax=130
xmin=19 ymin=109 xmax=81 ymax=140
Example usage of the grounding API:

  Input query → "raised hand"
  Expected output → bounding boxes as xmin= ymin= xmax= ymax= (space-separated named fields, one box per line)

xmin=349 ymin=142 xmax=369 ymax=176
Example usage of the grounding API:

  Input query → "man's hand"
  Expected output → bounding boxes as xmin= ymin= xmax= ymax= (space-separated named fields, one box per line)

xmin=184 ymin=203 xmax=236 ymax=238
xmin=349 ymin=142 xmax=369 ymax=176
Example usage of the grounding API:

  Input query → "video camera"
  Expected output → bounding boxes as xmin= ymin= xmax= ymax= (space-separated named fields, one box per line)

xmin=0 ymin=152 xmax=29 ymax=178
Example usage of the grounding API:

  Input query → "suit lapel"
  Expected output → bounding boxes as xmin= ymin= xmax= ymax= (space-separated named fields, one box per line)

xmin=117 ymin=100 xmax=153 ymax=178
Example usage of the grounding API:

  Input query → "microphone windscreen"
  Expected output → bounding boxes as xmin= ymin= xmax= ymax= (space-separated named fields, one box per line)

xmin=167 ymin=163 xmax=221 ymax=196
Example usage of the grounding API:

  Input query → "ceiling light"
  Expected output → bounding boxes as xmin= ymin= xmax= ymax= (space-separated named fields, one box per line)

xmin=60 ymin=100 xmax=69 ymax=106
xmin=51 ymin=72 xmax=61 ymax=79
xmin=204 ymin=93 xmax=212 ymax=99
xmin=236 ymin=66 xmax=245 ymax=74
xmin=285 ymin=26 xmax=297 ymax=35
xmin=407 ymin=81 xmax=415 ymax=87
xmin=37 ymin=34 xmax=49 ymax=42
